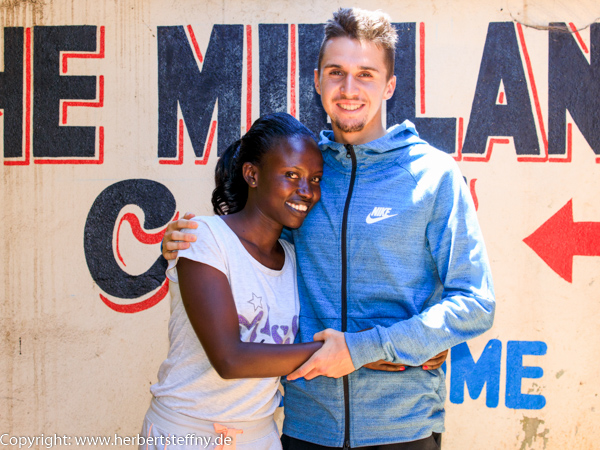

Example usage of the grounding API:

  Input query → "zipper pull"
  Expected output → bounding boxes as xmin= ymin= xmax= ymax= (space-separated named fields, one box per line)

xmin=343 ymin=440 xmax=350 ymax=449
xmin=345 ymin=144 xmax=354 ymax=158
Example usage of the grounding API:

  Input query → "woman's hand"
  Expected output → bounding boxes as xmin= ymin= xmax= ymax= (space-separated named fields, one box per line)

xmin=421 ymin=349 xmax=448 ymax=370
xmin=363 ymin=360 xmax=406 ymax=371
xmin=363 ymin=349 xmax=448 ymax=371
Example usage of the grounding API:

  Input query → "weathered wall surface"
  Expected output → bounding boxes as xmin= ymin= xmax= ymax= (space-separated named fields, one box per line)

xmin=1 ymin=0 xmax=599 ymax=448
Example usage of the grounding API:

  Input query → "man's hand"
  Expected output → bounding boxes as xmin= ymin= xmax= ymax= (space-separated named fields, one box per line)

xmin=364 ymin=349 xmax=448 ymax=372
xmin=162 ymin=212 xmax=198 ymax=260
xmin=286 ymin=329 xmax=355 ymax=381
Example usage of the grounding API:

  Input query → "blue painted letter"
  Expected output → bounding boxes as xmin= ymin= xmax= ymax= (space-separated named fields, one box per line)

xmin=505 ymin=340 xmax=547 ymax=409
xmin=450 ymin=340 xmax=502 ymax=408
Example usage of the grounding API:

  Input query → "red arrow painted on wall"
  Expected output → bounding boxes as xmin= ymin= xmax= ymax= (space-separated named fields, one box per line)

xmin=523 ymin=199 xmax=600 ymax=282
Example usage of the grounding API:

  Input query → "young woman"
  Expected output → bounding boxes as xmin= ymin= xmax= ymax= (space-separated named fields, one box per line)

xmin=140 ymin=113 xmax=327 ymax=450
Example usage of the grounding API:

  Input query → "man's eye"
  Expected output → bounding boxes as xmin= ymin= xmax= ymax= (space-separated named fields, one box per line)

xmin=312 ymin=176 xmax=322 ymax=183
xmin=358 ymin=72 xmax=373 ymax=78
xmin=286 ymin=172 xmax=299 ymax=179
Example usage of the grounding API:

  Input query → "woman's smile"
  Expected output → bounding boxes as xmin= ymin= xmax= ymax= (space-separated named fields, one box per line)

xmin=286 ymin=201 xmax=310 ymax=213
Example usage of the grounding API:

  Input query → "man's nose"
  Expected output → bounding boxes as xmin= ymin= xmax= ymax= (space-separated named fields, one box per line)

xmin=340 ymin=75 xmax=358 ymax=96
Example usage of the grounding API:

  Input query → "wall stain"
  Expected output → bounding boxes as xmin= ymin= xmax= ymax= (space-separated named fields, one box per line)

xmin=0 ymin=0 xmax=46 ymax=26
xmin=0 ymin=0 xmax=44 ymax=5
xmin=527 ymin=382 xmax=542 ymax=395
xmin=506 ymin=0 xmax=600 ymax=32
xmin=509 ymin=16 xmax=600 ymax=32
xmin=555 ymin=369 xmax=564 ymax=379
xmin=519 ymin=416 xmax=549 ymax=450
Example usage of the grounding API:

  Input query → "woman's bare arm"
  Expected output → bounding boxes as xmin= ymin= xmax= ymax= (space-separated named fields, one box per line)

xmin=177 ymin=257 xmax=322 ymax=379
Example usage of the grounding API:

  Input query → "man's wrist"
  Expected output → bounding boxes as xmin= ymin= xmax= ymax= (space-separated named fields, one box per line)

xmin=344 ymin=328 xmax=386 ymax=369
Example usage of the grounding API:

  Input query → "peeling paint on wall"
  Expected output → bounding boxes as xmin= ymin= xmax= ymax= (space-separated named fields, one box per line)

xmin=519 ymin=416 xmax=550 ymax=449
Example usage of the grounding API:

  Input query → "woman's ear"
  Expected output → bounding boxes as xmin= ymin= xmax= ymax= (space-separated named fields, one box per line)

xmin=242 ymin=162 xmax=258 ymax=187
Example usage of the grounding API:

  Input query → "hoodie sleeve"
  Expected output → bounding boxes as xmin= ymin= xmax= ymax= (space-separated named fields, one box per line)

xmin=344 ymin=160 xmax=496 ymax=368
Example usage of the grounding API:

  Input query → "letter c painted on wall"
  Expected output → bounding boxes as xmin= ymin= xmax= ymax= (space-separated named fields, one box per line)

xmin=84 ymin=179 xmax=177 ymax=313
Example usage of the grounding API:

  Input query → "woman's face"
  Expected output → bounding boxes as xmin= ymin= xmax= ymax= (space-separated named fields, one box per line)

xmin=249 ymin=135 xmax=323 ymax=229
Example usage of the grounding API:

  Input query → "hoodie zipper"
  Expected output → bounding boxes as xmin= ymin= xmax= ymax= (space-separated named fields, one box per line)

xmin=341 ymin=144 xmax=357 ymax=450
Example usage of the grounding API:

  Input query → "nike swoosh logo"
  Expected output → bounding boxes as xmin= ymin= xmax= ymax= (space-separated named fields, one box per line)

xmin=366 ymin=213 xmax=398 ymax=224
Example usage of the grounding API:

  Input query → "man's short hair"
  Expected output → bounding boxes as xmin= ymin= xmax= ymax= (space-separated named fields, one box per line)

xmin=318 ymin=8 xmax=398 ymax=80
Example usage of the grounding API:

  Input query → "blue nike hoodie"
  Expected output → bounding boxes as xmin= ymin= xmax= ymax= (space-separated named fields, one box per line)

xmin=282 ymin=121 xmax=495 ymax=447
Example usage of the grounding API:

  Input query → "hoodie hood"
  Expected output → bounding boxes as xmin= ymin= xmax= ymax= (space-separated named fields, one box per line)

xmin=318 ymin=119 xmax=427 ymax=168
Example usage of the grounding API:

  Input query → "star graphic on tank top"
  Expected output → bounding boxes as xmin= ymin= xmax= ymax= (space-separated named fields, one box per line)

xmin=248 ymin=293 xmax=263 ymax=311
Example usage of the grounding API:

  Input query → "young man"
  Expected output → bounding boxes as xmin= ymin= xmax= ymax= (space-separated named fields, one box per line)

xmin=163 ymin=8 xmax=495 ymax=449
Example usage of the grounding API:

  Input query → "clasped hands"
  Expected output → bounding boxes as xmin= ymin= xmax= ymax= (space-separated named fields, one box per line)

xmin=286 ymin=329 xmax=448 ymax=381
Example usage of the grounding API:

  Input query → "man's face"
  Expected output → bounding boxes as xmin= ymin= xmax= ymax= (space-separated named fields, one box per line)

xmin=315 ymin=37 xmax=396 ymax=145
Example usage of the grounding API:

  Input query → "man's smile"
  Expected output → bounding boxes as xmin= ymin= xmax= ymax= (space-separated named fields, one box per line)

xmin=337 ymin=103 xmax=363 ymax=111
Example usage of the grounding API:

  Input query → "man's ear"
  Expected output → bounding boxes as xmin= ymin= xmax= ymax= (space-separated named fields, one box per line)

xmin=383 ymin=75 xmax=396 ymax=100
xmin=242 ymin=162 xmax=259 ymax=187
xmin=314 ymin=69 xmax=321 ymax=95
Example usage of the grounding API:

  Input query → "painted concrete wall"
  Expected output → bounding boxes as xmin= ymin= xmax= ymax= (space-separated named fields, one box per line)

xmin=1 ymin=0 xmax=599 ymax=448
